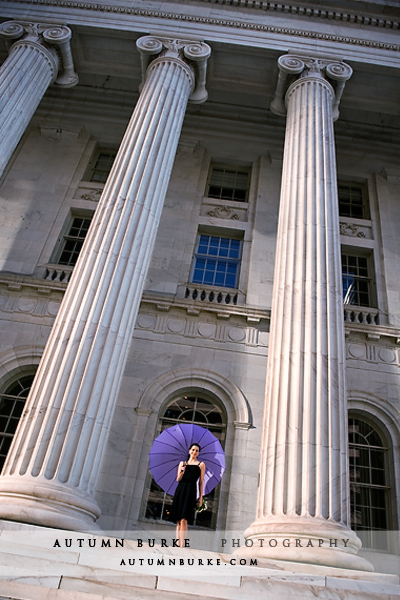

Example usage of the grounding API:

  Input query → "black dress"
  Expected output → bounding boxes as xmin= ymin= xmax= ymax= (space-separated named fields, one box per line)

xmin=171 ymin=464 xmax=201 ymax=525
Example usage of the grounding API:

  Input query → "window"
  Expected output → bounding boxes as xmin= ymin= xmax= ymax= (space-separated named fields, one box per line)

xmin=191 ymin=235 xmax=241 ymax=289
xmin=338 ymin=183 xmax=369 ymax=220
xmin=342 ymin=253 xmax=373 ymax=307
xmin=0 ymin=374 xmax=35 ymax=471
xmin=349 ymin=417 xmax=390 ymax=549
xmin=88 ymin=150 xmax=117 ymax=184
xmin=57 ymin=216 xmax=92 ymax=267
xmin=145 ymin=395 xmax=226 ymax=528
xmin=207 ymin=166 xmax=249 ymax=202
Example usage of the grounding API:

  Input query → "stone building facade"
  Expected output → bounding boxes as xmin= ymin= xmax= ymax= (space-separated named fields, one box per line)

xmin=0 ymin=0 xmax=399 ymax=587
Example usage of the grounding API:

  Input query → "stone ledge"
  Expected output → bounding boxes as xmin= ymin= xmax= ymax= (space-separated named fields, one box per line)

xmin=0 ymin=521 xmax=399 ymax=600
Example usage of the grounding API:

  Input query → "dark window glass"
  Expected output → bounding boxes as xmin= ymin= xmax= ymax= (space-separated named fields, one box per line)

xmin=349 ymin=417 xmax=390 ymax=549
xmin=342 ymin=254 xmax=372 ymax=307
xmin=207 ymin=168 xmax=249 ymax=202
xmin=58 ymin=217 xmax=92 ymax=267
xmin=338 ymin=183 xmax=368 ymax=219
xmin=0 ymin=375 xmax=35 ymax=471
xmin=90 ymin=151 xmax=117 ymax=184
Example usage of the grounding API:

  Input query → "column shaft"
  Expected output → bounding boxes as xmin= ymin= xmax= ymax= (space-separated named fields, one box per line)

xmin=0 ymin=40 xmax=57 ymax=175
xmin=240 ymin=58 xmax=372 ymax=571
xmin=0 ymin=22 xmax=78 ymax=178
xmin=0 ymin=39 xmax=210 ymax=531
xmin=262 ymin=76 xmax=347 ymax=523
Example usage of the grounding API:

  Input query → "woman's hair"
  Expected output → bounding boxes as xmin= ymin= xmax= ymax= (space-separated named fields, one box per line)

xmin=189 ymin=443 xmax=201 ymax=452
xmin=186 ymin=442 xmax=201 ymax=461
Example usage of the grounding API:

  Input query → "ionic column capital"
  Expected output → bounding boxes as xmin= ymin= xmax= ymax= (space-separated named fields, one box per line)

xmin=0 ymin=21 xmax=78 ymax=87
xmin=137 ymin=36 xmax=211 ymax=104
xmin=270 ymin=53 xmax=353 ymax=121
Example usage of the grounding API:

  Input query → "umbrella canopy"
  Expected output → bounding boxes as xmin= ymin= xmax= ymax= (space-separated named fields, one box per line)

xmin=148 ymin=423 xmax=225 ymax=495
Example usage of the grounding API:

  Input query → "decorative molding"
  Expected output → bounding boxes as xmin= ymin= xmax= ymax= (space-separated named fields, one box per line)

xmin=0 ymin=21 xmax=78 ymax=87
xmin=75 ymin=183 xmax=103 ymax=202
xmin=0 ymin=289 xmax=62 ymax=319
xmin=347 ymin=341 xmax=400 ymax=367
xmin=270 ymin=54 xmax=353 ymax=120
xmin=137 ymin=365 xmax=252 ymax=425
xmin=135 ymin=308 xmax=269 ymax=348
xmin=134 ymin=407 xmax=152 ymax=417
xmin=137 ymin=36 xmax=211 ymax=104
xmin=206 ymin=206 xmax=240 ymax=220
xmin=3 ymin=1 xmax=400 ymax=51
xmin=339 ymin=222 xmax=366 ymax=237
xmin=233 ymin=421 xmax=252 ymax=430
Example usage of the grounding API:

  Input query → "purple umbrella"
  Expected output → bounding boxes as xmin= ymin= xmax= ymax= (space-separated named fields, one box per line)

xmin=148 ymin=423 xmax=225 ymax=495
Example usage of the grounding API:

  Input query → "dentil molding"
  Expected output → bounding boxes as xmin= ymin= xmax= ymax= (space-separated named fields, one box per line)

xmin=2 ymin=0 xmax=400 ymax=52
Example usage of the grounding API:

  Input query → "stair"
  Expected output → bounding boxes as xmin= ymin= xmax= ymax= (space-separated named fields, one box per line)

xmin=0 ymin=520 xmax=399 ymax=600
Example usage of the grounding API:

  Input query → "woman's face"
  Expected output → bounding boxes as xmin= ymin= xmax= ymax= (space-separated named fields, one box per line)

xmin=189 ymin=445 xmax=200 ymax=459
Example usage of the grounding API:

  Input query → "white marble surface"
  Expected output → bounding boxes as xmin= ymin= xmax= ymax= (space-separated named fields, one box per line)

xmin=0 ymin=22 xmax=77 ymax=178
xmin=0 ymin=37 xmax=210 ymax=532
xmin=242 ymin=57 xmax=371 ymax=571
xmin=0 ymin=0 xmax=399 ymax=582
xmin=0 ymin=522 xmax=398 ymax=600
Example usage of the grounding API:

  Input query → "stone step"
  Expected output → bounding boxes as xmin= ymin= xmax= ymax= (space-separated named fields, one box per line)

xmin=1 ymin=521 xmax=400 ymax=600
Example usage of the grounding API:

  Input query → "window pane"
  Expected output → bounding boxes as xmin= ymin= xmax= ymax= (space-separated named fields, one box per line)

xmin=191 ymin=235 xmax=241 ymax=289
xmin=342 ymin=254 xmax=372 ymax=307
xmin=58 ymin=217 xmax=92 ymax=267
xmin=0 ymin=375 xmax=35 ymax=471
xmin=207 ymin=167 xmax=249 ymax=202
xmin=338 ymin=184 xmax=368 ymax=219
xmin=90 ymin=151 xmax=117 ymax=183
xmin=349 ymin=417 xmax=389 ymax=549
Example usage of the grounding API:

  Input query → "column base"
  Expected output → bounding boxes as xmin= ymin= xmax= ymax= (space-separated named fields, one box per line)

xmin=237 ymin=517 xmax=374 ymax=572
xmin=0 ymin=476 xmax=102 ymax=532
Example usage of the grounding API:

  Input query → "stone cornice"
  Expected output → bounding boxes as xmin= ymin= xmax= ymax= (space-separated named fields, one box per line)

xmin=2 ymin=0 xmax=400 ymax=52
xmin=0 ymin=271 xmax=271 ymax=325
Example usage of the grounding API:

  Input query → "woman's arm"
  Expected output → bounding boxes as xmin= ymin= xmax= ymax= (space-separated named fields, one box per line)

xmin=176 ymin=461 xmax=186 ymax=482
xmin=198 ymin=462 xmax=206 ymax=504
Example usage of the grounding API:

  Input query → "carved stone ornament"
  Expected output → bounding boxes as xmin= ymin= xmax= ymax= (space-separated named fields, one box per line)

xmin=1 ymin=1 xmax=398 ymax=50
xmin=78 ymin=188 xmax=103 ymax=202
xmin=207 ymin=206 xmax=240 ymax=220
xmin=340 ymin=222 xmax=366 ymax=237
xmin=136 ymin=36 xmax=211 ymax=104
xmin=0 ymin=21 xmax=78 ymax=87
xmin=270 ymin=53 xmax=352 ymax=121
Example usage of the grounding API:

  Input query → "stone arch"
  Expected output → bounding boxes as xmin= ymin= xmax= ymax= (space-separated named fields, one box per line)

xmin=347 ymin=391 xmax=400 ymax=448
xmin=137 ymin=366 xmax=252 ymax=428
xmin=348 ymin=391 xmax=400 ymax=542
xmin=122 ymin=367 xmax=251 ymax=528
xmin=0 ymin=346 xmax=43 ymax=393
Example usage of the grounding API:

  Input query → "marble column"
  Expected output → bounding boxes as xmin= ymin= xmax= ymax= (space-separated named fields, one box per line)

xmin=240 ymin=55 xmax=373 ymax=570
xmin=0 ymin=21 xmax=78 ymax=178
xmin=0 ymin=36 xmax=211 ymax=531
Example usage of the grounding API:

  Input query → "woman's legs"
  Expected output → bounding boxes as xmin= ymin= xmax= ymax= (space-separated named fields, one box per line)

xmin=176 ymin=519 xmax=188 ymax=547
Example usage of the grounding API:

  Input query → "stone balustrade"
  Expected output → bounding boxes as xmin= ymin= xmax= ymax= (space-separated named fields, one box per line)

xmin=344 ymin=305 xmax=380 ymax=325
xmin=185 ymin=285 xmax=239 ymax=306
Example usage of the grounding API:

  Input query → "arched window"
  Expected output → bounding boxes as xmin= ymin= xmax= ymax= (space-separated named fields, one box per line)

xmin=0 ymin=374 xmax=35 ymax=471
xmin=144 ymin=394 xmax=226 ymax=528
xmin=349 ymin=416 xmax=391 ymax=549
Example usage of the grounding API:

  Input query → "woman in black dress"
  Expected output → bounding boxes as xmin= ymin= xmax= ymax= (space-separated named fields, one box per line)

xmin=171 ymin=443 xmax=206 ymax=547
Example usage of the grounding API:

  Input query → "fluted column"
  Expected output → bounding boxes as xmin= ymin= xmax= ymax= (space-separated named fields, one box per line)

xmin=0 ymin=36 xmax=211 ymax=531
xmin=0 ymin=21 xmax=78 ymax=178
xmin=240 ymin=55 xmax=372 ymax=570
